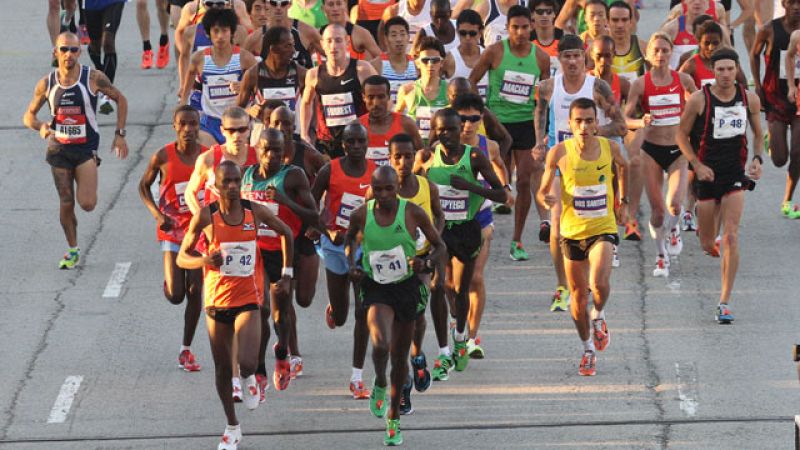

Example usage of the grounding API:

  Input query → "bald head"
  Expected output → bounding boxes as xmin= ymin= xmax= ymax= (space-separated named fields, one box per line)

xmin=271 ymin=106 xmax=294 ymax=122
xmin=56 ymin=32 xmax=80 ymax=47
xmin=447 ymin=77 xmax=472 ymax=102
xmin=372 ymin=165 xmax=399 ymax=185
xmin=259 ymin=127 xmax=285 ymax=145
xmin=322 ymin=23 xmax=347 ymax=39
xmin=343 ymin=122 xmax=367 ymax=139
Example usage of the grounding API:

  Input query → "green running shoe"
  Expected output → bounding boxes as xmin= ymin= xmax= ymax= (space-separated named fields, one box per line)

xmin=431 ymin=354 xmax=453 ymax=381
xmin=781 ymin=202 xmax=800 ymax=218
xmin=509 ymin=241 xmax=529 ymax=261
xmin=59 ymin=248 xmax=80 ymax=270
xmin=764 ymin=131 xmax=770 ymax=156
xmin=467 ymin=338 xmax=484 ymax=359
xmin=370 ymin=383 xmax=387 ymax=418
xmin=384 ymin=418 xmax=403 ymax=446
xmin=453 ymin=340 xmax=469 ymax=371
xmin=549 ymin=286 xmax=569 ymax=312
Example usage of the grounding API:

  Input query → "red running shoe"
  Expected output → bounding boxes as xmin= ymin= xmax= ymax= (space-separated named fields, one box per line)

xmin=325 ymin=304 xmax=335 ymax=329
xmin=178 ymin=349 xmax=201 ymax=372
xmin=349 ymin=380 xmax=370 ymax=399
xmin=273 ymin=358 xmax=291 ymax=391
xmin=255 ymin=373 xmax=268 ymax=403
xmin=141 ymin=50 xmax=153 ymax=69
xmin=592 ymin=319 xmax=610 ymax=352
xmin=156 ymin=43 xmax=169 ymax=69
xmin=579 ymin=350 xmax=596 ymax=376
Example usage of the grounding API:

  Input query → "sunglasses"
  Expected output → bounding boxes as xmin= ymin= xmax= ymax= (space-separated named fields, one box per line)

xmin=458 ymin=30 xmax=479 ymax=37
xmin=269 ymin=0 xmax=291 ymax=6
xmin=223 ymin=126 xmax=250 ymax=134
xmin=459 ymin=114 xmax=481 ymax=123
xmin=419 ymin=56 xmax=442 ymax=65
xmin=58 ymin=46 xmax=80 ymax=53
xmin=534 ymin=8 xmax=554 ymax=15
xmin=204 ymin=0 xmax=228 ymax=7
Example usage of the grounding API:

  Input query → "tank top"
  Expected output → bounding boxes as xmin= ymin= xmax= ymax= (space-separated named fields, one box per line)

xmin=361 ymin=199 xmax=416 ymax=283
xmin=488 ymin=40 xmax=541 ymax=123
xmin=641 ymin=70 xmax=685 ymax=127
xmin=763 ymin=18 xmax=796 ymax=100
xmin=204 ymin=201 xmax=261 ymax=308
xmin=559 ymin=137 xmax=617 ymax=240
xmin=200 ymin=47 xmax=243 ymax=119
xmin=324 ymin=158 xmax=376 ymax=231
xmin=256 ymin=60 xmax=300 ymax=111
xmin=671 ymin=16 xmax=698 ymax=70
xmin=396 ymin=0 xmax=431 ymax=47
xmin=474 ymin=135 xmax=494 ymax=212
xmin=694 ymin=83 xmax=749 ymax=174
xmin=260 ymin=23 xmax=313 ymax=69
xmin=158 ymin=142 xmax=206 ymax=244
xmin=46 ymin=65 xmax=100 ymax=153
xmin=531 ymin=28 xmax=563 ymax=77
xmin=422 ymin=21 xmax=458 ymax=53
xmin=451 ymin=48 xmax=488 ymax=101
xmin=359 ymin=112 xmax=405 ymax=166
xmin=689 ymin=54 xmax=715 ymax=88
xmin=379 ymin=53 xmax=417 ymax=103
xmin=427 ymin=144 xmax=483 ymax=223
xmin=611 ymin=36 xmax=644 ymax=82
xmin=399 ymin=175 xmax=433 ymax=255
xmin=288 ymin=0 xmax=328 ymax=28
xmin=315 ymin=59 xmax=366 ymax=144
xmin=407 ymin=79 xmax=449 ymax=141
xmin=483 ymin=0 xmax=524 ymax=45
xmin=548 ymin=75 xmax=608 ymax=146
xmin=358 ymin=0 xmax=398 ymax=22
xmin=204 ymin=145 xmax=260 ymax=206
xmin=240 ymin=164 xmax=303 ymax=251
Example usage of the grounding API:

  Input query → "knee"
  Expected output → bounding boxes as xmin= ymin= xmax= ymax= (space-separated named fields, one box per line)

xmin=295 ymin=286 xmax=315 ymax=308
xmin=163 ymin=283 xmax=184 ymax=305
xmin=469 ymin=271 xmax=484 ymax=291
xmin=373 ymin=338 xmax=390 ymax=356
xmin=591 ymin=280 xmax=610 ymax=295
xmin=102 ymin=35 xmax=117 ymax=54
xmin=78 ymin=197 xmax=96 ymax=212
xmin=721 ymin=230 xmax=738 ymax=249
xmin=629 ymin=154 xmax=642 ymax=170
xmin=771 ymin=150 xmax=788 ymax=167
xmin=650 ymin=208 xmax=665 ymax=228
xmin=334 ymin=305 xmax=351 ymax=327
xmin=531 ymin=160 xmax=544 ymax=173
xmin=667 ymin=202 xmax=681 ymax=217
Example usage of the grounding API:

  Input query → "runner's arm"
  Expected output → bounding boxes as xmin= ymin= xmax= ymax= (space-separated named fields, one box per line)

xmin=92 ymin=70 xmax=129 ymax=159
xmin=175 ymin=5 xmax=195 ymax=94
xmin=253 ymin=201 xmax=295 ymax=270
xmin=535 ymin=46 xmax=551 ymax=81
xmin=468 ymin=44 xmax=496 ymax=90
xmin=482 ymin=109 xmax=512 ymax=159
xmin=177 ymin=208 xmax=215 ymax=270
xmin=138 ymin=148 xmax=168 ymax=222
xmin=623 ymin=77 xmax=646 ymax=130
xmin=400 ymin=116 xmax=426 ymax=151
xmin=787 ymin=31 xmax=800 ymax=102
xmin=555 ymin=0 xmax=580 ymax=32
xmin=679 ymin=72 xmax=698 ymax=98
xmin=730 ymin=0 xmax=754 ymax=29
xmin=594 ymin=78 xmax=627 ymax=138
xmin=180 ymin=51 xmax=202 ymax=105
xmin=378 ymin=5 xmax=400 ymax=50
xmin=461 ymin=149 xmax=506 ymax=203
xmin=749 ymin=23 xmax=770 ymax=95
xmin=675 ymin=91 xmax=703 ymax=165
xmin=357 ymin=60 xmax=379 ymax=81
xmin=344 ymin=205 xmax=366 ymax=273
xmin=609 ymin=133 xmax=629 ymax=225
xmin=746 ymin=90 xmax=764 ymax=180
xmin=243 ymin=27 xmax=262 ymax=55
xmin=394 ymin=83 xmax=413 ymax=114
xmin=237 ymin=65 xmax=258 ymax=110
xmin=536 ymin=143 xmax=562 ymax=209
xmin=185 ymin=152 xmax=210 ymax=215
xmin=428 ymin=182 xmax=445 ymax=233
xmin=233 ymin=0 xmax=254 ymax=31
xmin=410 ymin=202 xmax=446 ymax=276
xmin=534 ymin=78 xmax=552 ymax=154
xmin=281 ymin=168 xmax=324 ymax=229
xmin=356 ymin=27 xmax=382 ymax=60
xmin=22 ymin=78 xmax=50 ymax=137
xmin=299 ymin=68 xmax=318 ymax=144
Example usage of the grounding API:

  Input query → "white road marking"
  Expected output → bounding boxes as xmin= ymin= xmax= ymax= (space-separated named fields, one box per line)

xmin=47 ymin=376 xmax=83 ymax=424
xmin=675 ymin=362 xmax=699 ymax=417
xmin=102 ymin=262 xmax=132 ymax=298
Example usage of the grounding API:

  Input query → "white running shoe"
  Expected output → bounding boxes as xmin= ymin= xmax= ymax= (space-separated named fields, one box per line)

xmin=667 ymin=227 xmax=683 ymax=256
xmin=681 ymin=211 xmax=696 ymax=232
xmin=232 ymin=378 xmax=243 ymax=402
xmin=290 ymin=356 xmax=303 ymax=379
xmin=612 ymin=245 xmax=620 ymax=268
xmin=652 ymin=255 xmax=670 ymax=277
xmin=218 ymin=424 xmax=241 ymax=450
xmin=242 ymin=375 xmax=260 ymax=410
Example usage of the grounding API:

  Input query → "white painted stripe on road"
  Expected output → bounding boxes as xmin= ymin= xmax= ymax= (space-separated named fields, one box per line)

xmin=675 ymin=362 xmax=698 ymax=417
xmin=102 ymin=262 xmax=132 ymax=298
xmin=47 ymin=376 xmax=83 ymax=423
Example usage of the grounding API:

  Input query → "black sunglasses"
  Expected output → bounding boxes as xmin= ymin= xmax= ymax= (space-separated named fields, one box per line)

xmin=419 ymin=56 xmax=442 ymax=65
xmin=58 ymin=46 xmax=80 ymax=53
xmin=534 ymin=8 xmax=554 ymax=15
xmin=269 ymin=0 xmax=291 ymax=6
xmin=204 ymin=0 xmax=228 ymax=7
xmin=458 ymin=30 xmax=479 ymax=37
xmin=459 ymin=114 xmax=481 ymax=123
xmin=223 ymin=126 xmax=250 ymax=134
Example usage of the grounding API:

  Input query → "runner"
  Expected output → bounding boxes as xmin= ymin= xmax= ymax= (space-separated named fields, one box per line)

xmin=744 ymin=0 xmax=770 ymax=50
xmin=579 ymin=0 xmax=610 ymax=54
xmin=625 ymin=32 xmax=696 ymax=277
xmin=359 ymin=75 xmax=424 ymax=166
xmin=169 ymin=0 xmax=193 ymax=28
xmin=244 ymin=0 xmax=268 ymax=29
xmin=556 ymin=0 xmax=638 ymax=35
xmin=660 ymin=0 xmax=729 ymax=69
xmin=477 ymin=0 xmax=525 ymax=45
xmin=379 ymin=0 xmax=431 ymax=50
xmin=751 ymin=1 xmax=800 ymax=218
xmin=469 ymin=5 xmax=550 ymax=261
xmin=83 ymin=0 xmax=127 ymax=114
xmin=395 ymin=37 xmax=450 ymax=144
xmin=450 ymin=10 xmax=489 ymax=101
xmin=676 ymin=47 xmax=764 ymax=324
xmin=48 ymin=0 xmax=78 ymax=49
xmin=537 ymin=97 xmax=629 ymax=376
xmin=535 ymin=33 xmax=625 ymax=309
xmin=23 ymin=32 xmax=129 ymax=269
xmin=420 ymin=108 xmax=507 ymax=374
xmin=242 ymin=0 xmax=322 ymax=69
xmin=299 ymin=24 xmax=376 ymax=158
xmin=136 ymin=0 xmax=171 ymax=69
xmin=320 ymin=0 xmax=382 ymax=60
xmin=138 ymin=105 xmax=206 ymax=373
xmin=181 ymin=8 xmax=257 ymax=147
xmin=346 ymin=165 xmax=445 ymax=446
xmin=177 ymin=160 xmax=292 ymax=450
xmin=352 ymin=0 xmax=396 ymax=37
xmin=530 ymin=0 xmax=564 ymax=78
xmin=310 ymin=122 xmax=377 ymax=399
xmin=369 ymin=17 xmax=418 ymax=104
xmin=416 ymin=0 xmax=459 ymax=59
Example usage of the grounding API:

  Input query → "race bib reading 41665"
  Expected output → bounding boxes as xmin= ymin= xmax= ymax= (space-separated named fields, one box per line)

xmin=54 ymin=107 xmax=87 ymax=144
xmin=219 ymin=240 xmax=257 ymax=277
xmin=499 ymin=70 xmax=535 ymax=104
xmin=368 ymin=245 xmax=408 ymax=284
xmin=572 ymin=184 xmax=608 ymax=218
xmin=437 ymin=184 xmax=469 ymax=221
xmin=321 ymin=93 xmax=356 ymax=127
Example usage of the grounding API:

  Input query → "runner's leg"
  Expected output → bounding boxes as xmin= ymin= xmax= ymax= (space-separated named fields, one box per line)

xmin=719 ymin=191 xmax=745 ymax=304
xmin=368 ymin=303 xmax=393 ymax=389
xmin=207 ymin=317 xmax=237 ymax=425
xmin=51 ymin=167 xmax=78 ymax=247
xmin=387 ymin=318 xmax=415 ymax=420
xmin=467 ymin=226 xmax=492 ymax=339
xmin=784 ymin=118 xmax=800 ymax=204
xmin=73 ymin=157 xmax=98 ymax=212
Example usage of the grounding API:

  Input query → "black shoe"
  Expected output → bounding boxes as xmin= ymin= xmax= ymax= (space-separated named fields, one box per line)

xmin=411 ymin=354 xmax=431 ymax=392
xmin=399 ymin=377 xmax=413 ymax=415
xmin=538 ymin=221 xmax=551 ymax=243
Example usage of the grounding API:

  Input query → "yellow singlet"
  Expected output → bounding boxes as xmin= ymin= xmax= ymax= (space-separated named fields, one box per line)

xmin=399 ymin=175 xmax=434 ymax=255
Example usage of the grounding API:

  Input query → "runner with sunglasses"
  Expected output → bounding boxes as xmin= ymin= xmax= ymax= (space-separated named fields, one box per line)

xmin=395 ymin=37 xmax=449 ymax=145
xmin=450 ymin=10 xmax=489 ymax=102
xmin=530 ymin=0 xmax=564 ymax=78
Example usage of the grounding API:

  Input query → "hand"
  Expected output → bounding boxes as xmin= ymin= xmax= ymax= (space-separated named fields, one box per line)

xmin=790 ymin=86 xmax=798 ymax=104
xmin=305 ymin=227 xmax=321 ymax=241
xmin=615 ymin=203 xmax=629 ymax=226
xmin=39 ymin=123 xmax=52 ymax=140
xmin=265 ymin=185 xmax=289 ymax=205
xmin=205 ymin=251 xmax=224 ymax=267
xmin=532 ymin=144 xmax=547 ymax=161
xmin=247 ymin=103 xmax=263 ymax=120
xmin=329 ymin=229 xmax=344 ymax=246
xmin=747 ymin=159 xmax=762 ymax=181
xmin=228 ymin=81 xmax=241 ymax=95
xmin=694 ymin=162 xmax=714 ymax=182
xmin=642 ymin=114 xmax=653 ymax=128
xmin=504 ymin=190 xmax=515 ymax=208
xmin=410 ymin=256 xmax=425 ymax=273
xmin=275 ymin=275 xmax=292 ymax=298
xmin=449 ymin=174 xmax=472 ymax=191
xmin=348 ymin=264 xmax=364 ymax=283
xmin=156 ymin=214 xmax=174 ymax=231
xmin=112 ymin=135 xmax=129 ymax=159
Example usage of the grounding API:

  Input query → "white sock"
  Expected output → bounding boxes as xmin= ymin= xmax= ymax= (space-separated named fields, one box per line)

xmin=226 ymin=424 xmax=240 ymax=431
xmin=590 ymin=307 xmax=605 ymax=321
xmin=467 ymin=338 xmax=475 ymax=346
xmin=351 ymin=367 xmax=363 ymax=382
xmin=454 ymin=330 xmax=466 ymax=342
xmin=583 ymin=339 xmax=595 ymax=353
xmin=232 ymin=377 xmax=241 ymax=387
xmin=180 ymin=345 xmax=190 ymax=353
xmin=666 ymin=212 xmax=679 ymax=235
xmin=439 ymin=346 xmax=451 ymax=357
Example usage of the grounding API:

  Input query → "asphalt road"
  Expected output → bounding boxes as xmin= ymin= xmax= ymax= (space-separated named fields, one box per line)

xmin=1 ymin=1 xmax=799 ymax=449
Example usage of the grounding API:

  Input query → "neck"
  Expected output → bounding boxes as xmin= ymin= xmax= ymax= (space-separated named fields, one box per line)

xmin=422 ymin=73 xmax=438 ymax=86
xmin=370 ymin=110 xmax=392 ymax=124
xmin=398 ymin=172 xmax=412 ymax=187
xmin=328 ymin=56 xmax=349 ymax=71
xmin=786 ymin=15 xmax=800 ymax=28
xmin=461 ymin=133 xmax=478 ymax=146
xmin=267 ymin=16 xmax=288 ymax=27
xmin=458 ymin=42 xmax=478 ymax=56
xmin=176 ymin=140 xmax=198 ymax=153
xmin=218 ymin=197 xmax=240 ymax=215
xmin=58 ymin=64 xmax=79 ymax=78
xmin=389 ymin=50 xmax=407 ymax=61
xmin=711 ymin=82 xmax=736 ymax=96
xmin=509 ymin=40 xmax=529 ymax=51
xmin=214 ymin=44 xmax=233 ymax=56
xmin=613 ymin=33 xmax=630 ymax=48
xmin=651 ymin=64 xmax=670 ymax=76
xmin=575 ymin=136 xmax=594 ymax=152
xmin=224 ymin=144 xmax=245 ymax=160
xmin=535 ymin=26 xmax=554 ymax=41
xmin=564 ymin=71 xmax=586 ymax=85
xmin=266 ymin=57 xmax=289 ymax=75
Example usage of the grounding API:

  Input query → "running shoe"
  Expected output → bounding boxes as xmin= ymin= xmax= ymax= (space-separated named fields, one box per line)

xmin=232 ymin=379 xmax=243 ymax=403
xmin=667 ymin=227 xmax=683 ymax=256
xmin=410 ymin=354 xmax=431 ymax=392
xmin=538 ymin=220 xmax=551 ymax=243
xmin=706 ymin=236 xmax=721 ymax=257
xmin=273 ymin=358 xmax=291 ymax=391
xmin=623 ymin=220 xmax=642 ymax=241
xmin=156 ymin=43 xmax=170 ymax=69
xmin=59 ymin=248 xmax=80 ymax=269
xmin=716 ymin=304 xmax=734 ymax=324
xmin=289 ymin=356 xmax=303 ymax=379
xmin=178 ymin=349 xmax=201 ymax=372
xmin=98 ymin=95 xmax=114 ymax=115
xmin=79 ymin=24 xmax=90 ymax=45
xmin=325 ymin=304 xmax=335 ymax=329
xmin=384 ymin=418 xmax=403 ymax=446
xmin=243 ymin=377 xmax=260 ymax=410
xmin=550 ymin=286 xmax=569 ymax=312
xmin=592 ymin=318 xmax=610 ymax=352
xmin=652 ymin=255 xmax=669 ymax=278
xmin=492 ymin=203 xmax=512 ymax=214
xmin=431 ymin=354 xmax=453 ymax=381
xmin=350 ymin=380 xmax=370 ymax=399
xmin=612 ymin=245 xmax=620 ymax=268
xmin=467 ymin=337 xmax=484 ymax=359
xmin=510 ymin=240 xmax=529 ymax=261
xmin=399 ymin=377 xmax=413 ymax=415
xmin=681 ymin=211 xmax=696 ymax=232
xmin=782 ymin=202 xmax=800 ymax=219
xmin=370 ymin=383 xmax=388 ymax=418
xmin=453 ymin=340 xmax=469 ymax=371
xmin=579 ymin=350 xmax=597 ymax=376
xmin=218 ymin=425 xmax=241 ymax=450
xmin=141 ymin=49 xmax=153 ymax=69
xmin=255 ymin=373 xmax=268 ymax=403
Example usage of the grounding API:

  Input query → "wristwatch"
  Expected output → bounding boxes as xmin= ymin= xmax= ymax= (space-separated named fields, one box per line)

xmin=115 ymin=128 xmax=127 ymax=137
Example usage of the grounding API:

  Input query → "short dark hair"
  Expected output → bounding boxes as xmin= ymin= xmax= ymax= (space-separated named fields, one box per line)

xmin=452 ymin=93 xmax=484 ymax=113
xmin=569 ymin=97 xmax=597 ymax=118
xmin=433 ymin=107 xmax=460 ymax=124
xmin=558 ymin=33 xmax=584 ymax=53
xmin=710 ymin=47 xmax=739 ymax=66
xmin=384 ymin=16 xmax=410 ymax=35
xmin=691 ymin=13 xmax=714 ymax=31
xmin=417 ymin=36 xmax=446 ymax=57
xmin=201 ymin=7 xmax=239 ymax=36
xmin=507 ymin=4 xmax=532 ymax=22
xmin=529 ymin=0 xmax=560 ymax=14
xmin=608 ymin=0 xmax=632 ymax=19
xmin=694 ymin=17 xmax=722 ymax=40
xmin=174 ymin=104 xmax=200 ymax=119
xmin=389 ymin=133 xmax=415 ymax=152
xmin=592 ymin=34 xmax=615 ymax=51
xmin=585 ymin=0 xmax=609 ymax=16
xmin=363 ymin=75 xmax=391 ymax=94
xmin=264 ymin=25 xmax=291 ymax=50
xmin=456 ymin=9 xmax=483 ymax=29
xmin=244 ymin=0 xmax=265 ymax=13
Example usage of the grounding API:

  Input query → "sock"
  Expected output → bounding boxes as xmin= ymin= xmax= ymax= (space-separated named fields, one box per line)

xmin=102 ymin=52 xmax=117 ymax=83
xmin=159 ymin=34 xmax=169 ymax=47
xmin=454 ymin=330 xmax=466 ymax=342
xmin=180 ymin=345 xmax=190 ymax=353
xmin=89 ymin=51 xmax=102 ymax=70
xmin=232 ymin=377 xmax=241 ymax=387
xmin=583 ymin=339 xmax=595 ymax=353
xmin=439 ymin=346 xmax=451 ymax=357
xmin=665 ymin=212 xmax=679 ymax=234
xmin=590 ymin=307 xmax=605 ymax=321
xmin=143 ymin=40 xmax=152 ymax=52
xmin=351 ymin=367 xmax=362 ymax=382
xmin=256 ymin=363 xmax=267 ymax=376
xmin=274 ymin=345 xmax=288 ymax=360
xmin=226 ymin=424 xmax=240 ymax=431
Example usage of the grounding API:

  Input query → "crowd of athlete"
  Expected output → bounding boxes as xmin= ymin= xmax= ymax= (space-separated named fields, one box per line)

xmin=27 ymin=0 xmax=794 ymax=447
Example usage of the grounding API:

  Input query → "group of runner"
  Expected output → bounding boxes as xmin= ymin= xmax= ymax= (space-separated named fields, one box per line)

xmin=27 ymin=0 xmax=795 ymax=447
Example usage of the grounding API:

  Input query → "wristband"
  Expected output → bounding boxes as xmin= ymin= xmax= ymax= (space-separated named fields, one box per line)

xmin=753 ymin=154 xmax=763 ymax=164
xmin=281 ymin=267 xmax=294 ymax=278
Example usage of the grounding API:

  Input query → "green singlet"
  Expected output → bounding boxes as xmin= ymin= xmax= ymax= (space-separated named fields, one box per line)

xmin=361 ymin=199 xmax=417 ymax=284
xmin=426 ymin=144 xmax=483 ymax=225
xmin=487 ymin=39 xmax=541 ymax=123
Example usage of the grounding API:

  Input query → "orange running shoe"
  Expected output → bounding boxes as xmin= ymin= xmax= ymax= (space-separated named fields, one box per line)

xmin=156 ymin=43 xmax=169 ymax=69
xmin=178 ymin=349 xmax=201 ymax=372
xmin=273 ymin=358 xmax=291 ymax=391
xmin=623 ymin=220 xmax=642 ymax=241
xmin=349 ymin=380 xmax=371 ymax=399
xmin=141 ymin=50 xmax=153 ymax=69
xmin=592 ymin=319 xmax=610 ymax=352
xmin=325 ymin=304 xmax=335 ymax=329
xmin=579 ymin=350 xmax=596 ymax=376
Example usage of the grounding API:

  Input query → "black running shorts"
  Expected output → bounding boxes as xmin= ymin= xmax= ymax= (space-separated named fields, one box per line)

xmin=442 ymin=218 xmax=482 ymax=262
xmin=560 ymin=233 xmax=619 ymax=261
xmin=206 ymin=303 xmax=259 ymax=324
xmin=360 ymin=275 xmax=428 ymax=323
xmin=642 ymin=141 xmax=682 ymax=172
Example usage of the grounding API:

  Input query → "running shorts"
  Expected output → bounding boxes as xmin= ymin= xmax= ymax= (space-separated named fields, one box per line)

xmin=504 ymin=120 xmax=536 ymax=151
xmin=695 ymin=174 xmax=754 ymax=203
xmin=206 ymin=303 xmax=259 ymax=324
xmin=360 ymin=274 xmax=428 ymax=323
xmin=442 ymin=218 xmax=482 ymax=262
xmin=560 ymin=233 xmax=618 ymax=261
xmin=201 ymin=115 xmax=226 ymax=144
xmin=642 ymin=141 xmax=682 ymax=172
xmin=46 ymin=146 xmax=99 ymax=170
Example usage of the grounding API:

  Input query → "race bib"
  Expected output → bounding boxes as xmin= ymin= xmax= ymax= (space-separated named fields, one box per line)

xmin=261 ymin=87 xmax=297 ymax=110
xmin=207 ymin=74 xmax=238 ymax=106
xmin=415 ymin=106 xmax=441 ymax=140
xmin=366 ymin=146 xmax=390 ymax=166
xmin=335 ymin=192 xmax=365 ymax=228
xmin=549 ymin=56 xmax=561 ymax=77
xmin=54 ymin=107 xmax=87 ymax=144
xmin=414 ymin=227 xmax=427 ymax=252
xmin=437 ymin=184 xmax=469 ymax=221
xmin=219 ymin=240 xmax=257 ymax=277
xmin=175 ymin=182 xmax=189 ymax=213
xmin=649 ymin=93 xmax=681 ymax=127
xmin=321 ymin=92 xmax=357 ymax=127
xmin=389 ymin=80 xmax=404 ymax=103
xmin=572 ymin=183 xmax=608 ymax=218
xmin=557 ymin=130 xmax=574 ymax=143
xmin=780 ymin=49 xmax=800 ymax=80
xmin=368 ymin=245 xmax=408 ymax=284
xmin=499 ymin=70 xmax=535 ymax=104
xmin=713 ymin=105 xmax=747 ymax=139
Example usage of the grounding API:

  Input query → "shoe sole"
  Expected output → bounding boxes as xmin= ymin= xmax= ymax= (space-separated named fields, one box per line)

xmin=469 ymin=351 xmax=484 ymax=359
xmin=623 ymin=235 xmax=641 ymax=241
xmin=509 ymin=254 xmax=529 ymax=261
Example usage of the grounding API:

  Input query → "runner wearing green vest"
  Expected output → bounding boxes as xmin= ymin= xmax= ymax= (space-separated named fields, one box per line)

xmin=395 ymin=37 xmax=450 ymax=144
xmin=346 ymin=165 xmax=445 ymax=447
xmin=469 ymin=5 xmax=551 ymax=262
xmin=421 ymin=108 xmax=506 ymax=374
xmin=288 ymin=0 xmax=328 ymax=28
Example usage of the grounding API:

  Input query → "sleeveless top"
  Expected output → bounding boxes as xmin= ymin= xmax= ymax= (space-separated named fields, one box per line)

xmin=324 ymin=158 xmax=376 ymax=231
xmin=399 ymin=175 xmax=434 ymax=255
xmin=396 ymin=0 xmax=431 ymax=47
xmin=548 ymin=75 xmax=608 ymax=146
xmin=359 ymin=112 xmax=406 ymax=166
xmin=157 ymin=142 xmax=206 ymax=244
xmin=315 ymin=59 xmax=366 ymax=144
xmin=46 ymin=65 xmax=100 ymax=153
xmin=671 ymin=16 xmax=698 ymax=70
xmin=379 ymin=53 xmax=417 ymax=103
xmin=487 ymin=40 xmax=541 ymax=123
xmin=407 ymin=79 xmax=449 ymax=141
xmin=288 ymin=0 xmax=328 ymax=28
xmin=241 ymin=164 xmax=303 ymax=250
xmin=200 ymin=47 xmax=243 ymax=119
xmin=611 ymin=36 xmax=644 ymax=82
xmin=450 ymin=47 xmax=488 ymax=101
xmin=531 ymin=28 xmax=563 ymax=77
xmin=689 ymin=54 xmax=715 ymax=88
xmin=641 ymin=70 xmax=685 ymax=127
xmin=361 ymin=199 xmax=417 ymax=284
xmin=427 ymin=144 xmax=483 ymax=224
xmin=256 ymin=59 xmax=300 ymax=111
xmin=693 ymin=83 xmax=749 ymax=174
